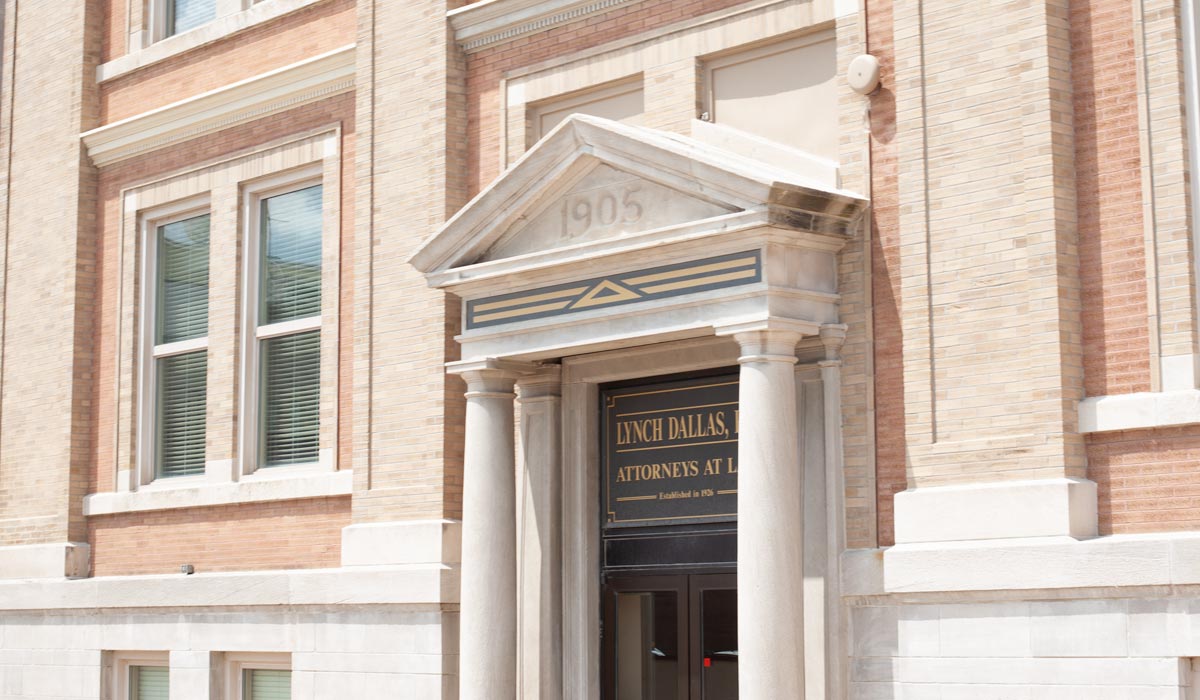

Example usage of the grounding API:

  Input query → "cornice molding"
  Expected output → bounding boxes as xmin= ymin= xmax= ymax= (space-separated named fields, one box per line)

xmin=448 ymin=0 xmax=638 ymax=53
xmin=82 ymin=45 xmax=355 ymax=168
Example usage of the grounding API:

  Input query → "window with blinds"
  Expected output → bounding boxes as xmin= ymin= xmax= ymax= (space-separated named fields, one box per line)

xmin=130 ymin=665 xmax=169 ymax=700
xmin=257 ymin=185 xmax=322 ymax=468
xmin=242 ymin=669 xmax=291 ymax=700
xmin=153 ymin=214 xmax=210 ymax=479
xmin=166 ymin=0 xmax=216 ymax=37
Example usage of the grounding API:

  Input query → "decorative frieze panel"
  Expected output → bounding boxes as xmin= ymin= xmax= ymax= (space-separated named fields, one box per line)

xmin=466 ymin=250 xmax=761 ymax=329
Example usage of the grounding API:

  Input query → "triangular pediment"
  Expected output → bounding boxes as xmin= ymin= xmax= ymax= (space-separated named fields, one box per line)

xmin=410 ymin=115 xmax=867 ymax=277
xmin=479 ymin=162 xmax=735 ymax=261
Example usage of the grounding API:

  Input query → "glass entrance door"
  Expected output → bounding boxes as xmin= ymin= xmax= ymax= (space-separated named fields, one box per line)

xmin=602 ymin=574 xmax=738 ymax=700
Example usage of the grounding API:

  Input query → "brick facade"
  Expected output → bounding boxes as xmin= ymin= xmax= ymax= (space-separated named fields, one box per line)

xmin=5 ymin=0 xmax=1200 ymax=695
xmin=88 ymin=496 xmax=349 ymax=576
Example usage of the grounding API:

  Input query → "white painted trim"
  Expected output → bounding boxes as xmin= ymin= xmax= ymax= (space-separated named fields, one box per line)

xmin=103 ymin=0 xmax=331 ymax=82
xmin=153 ymin=336 xmax=209 ymax=358
xmin=892 ymin=478 xmax=1097 ymax=544
xmin=842 ymin=530 xmax=1200 ymax=595
xmin=448 ymin=0 xmax=637 ymax=53
xmin=82 ymin=45 xmax=355 ymax=167
xmin=83 ymin=469 xmax=352 ymax=515
xmin=1079 ymin=388 xmax=1200 ymax=432
xmin=0 ymin=560 xmax=455 ymax=610
xmin=256 ymin=316 xmax=321 ymax=339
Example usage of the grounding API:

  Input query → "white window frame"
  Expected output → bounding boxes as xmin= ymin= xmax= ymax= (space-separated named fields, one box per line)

xmin=238 ymin=165 xmax=325 ymax=477
xmin=224 ymin=653 xmax=291 ymax=700
xmin=136 ymin=196 xmax=212 ymax=489
xmin=110 ymin=651 xmax=169 ymax=700
xmin=148 ymin=0 xmax=248 ymax=43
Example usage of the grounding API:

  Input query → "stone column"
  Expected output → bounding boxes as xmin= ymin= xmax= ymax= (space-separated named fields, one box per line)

xmin=732 ymin=326 xmax=806 ymax=698
xmin=516 ymin=367 xmax=563 ymax=700
xmin=453 ymin=359 xmax=530 ymax=700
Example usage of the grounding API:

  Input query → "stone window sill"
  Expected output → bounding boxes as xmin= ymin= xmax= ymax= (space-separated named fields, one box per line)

xmin=1078 ymin=389 xmax=1200 ymax=433
xmin=99 ymin=0 xmax=331 ymax=84
xmin=83 ymin=468 xmax=352 ymax=516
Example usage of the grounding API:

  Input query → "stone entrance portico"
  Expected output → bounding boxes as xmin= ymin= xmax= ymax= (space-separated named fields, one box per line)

xmin=411 ymin=115 xmax=867 ymax=699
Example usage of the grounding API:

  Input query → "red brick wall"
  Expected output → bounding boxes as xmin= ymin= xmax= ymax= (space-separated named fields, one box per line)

xmin=867 ymin=0 xmax=903 ymax=548
xmin=101 ymin=0 xmax=127 ymax=62
xmin=1089 ymin=427 xmax=1200 ymax=534
xmin=88 ymin=496 xmax=350 ymax=575
xmin=465 ymin=0 xmax=749 ymax=196
xmin=1071 ymin=0 xmax=1151 ymax=397
xmin=99 ymin=0 xmax=355 ymax=123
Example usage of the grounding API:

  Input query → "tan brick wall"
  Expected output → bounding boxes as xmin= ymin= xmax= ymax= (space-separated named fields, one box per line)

xmin=350 ymin=0 xmax=469 ymax=523
xmin=0 ymin=0 xmax=101 ymax=546
xmin=892 ymin=0 xmax=1086 ymax=486
xmin=1072 ymin=0 xmax=1152 ymax=397
xmin=88 ymin=496 xmax=350 ymax=575
xmin=866 ymin=0 xmax=903 ymax=547
xmin=1088 ymin=427 xmax=1200 ymax=534
xmin=99 ymin=0 xmax=355 ymax=123
xmin=91 ymin=94 xmax=356 ymax=495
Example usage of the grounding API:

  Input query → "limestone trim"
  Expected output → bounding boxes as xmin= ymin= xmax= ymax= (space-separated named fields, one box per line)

xmin=1080 ymin=389 xmax=1200 ymax=432
xmin=0 ymin=563 xmax=458 ymax=611
xmin=448 ymin=0 xmax=638 ymax=53
xmin=111 ymin=651 xmax=169 ymax=700
xmin=341 ymin=520 xmax=462 ymax=567
xmin=892 ymin=478 xmax=1098 ymax=544
xmin=82 ymin=45 xmax=355 ymax=167
xmin=501 ymin=0 xmax=840 ymax=166
xmin=83 ymin=469 xmax=352 ymax=516
xmin=108 ymin=0 xmax=332 ymax=80
xmin=225 ymin=652 xmax=291 ymax=700
xmin=842 ymin=530 xmax=1200 ymax=597
xmin=0 ymin=542 xmax=91 ymax=580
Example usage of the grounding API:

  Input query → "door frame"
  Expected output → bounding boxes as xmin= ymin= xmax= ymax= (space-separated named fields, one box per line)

xmin=600 ymin=572 xmax=739 ymax=700
xmin=560 ymin=337 xmax=835 ymax=700
xmin=601 ymin=574 xmax=690 ymax=700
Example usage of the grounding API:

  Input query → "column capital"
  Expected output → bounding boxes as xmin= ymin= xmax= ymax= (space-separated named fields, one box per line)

xmin=446 ymin=357 xmax=541 ymax=378
xmin=717 ymin=318 xmax=812 ymax=363
xmin=517 ymin=365 xmax=562 ymax=402
xmin=819 ymin=323 xmax=848 ymax=359
xmin=448 ymin=358 xmax=540 ymax=396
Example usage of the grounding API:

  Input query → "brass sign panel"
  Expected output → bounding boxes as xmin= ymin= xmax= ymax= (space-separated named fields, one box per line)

xmin=603 ymin=373 xmax=739 ymax=528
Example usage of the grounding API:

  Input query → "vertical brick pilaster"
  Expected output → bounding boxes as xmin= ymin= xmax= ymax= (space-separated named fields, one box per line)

xmin=893 ymin=0 xmax=1085 ymax=486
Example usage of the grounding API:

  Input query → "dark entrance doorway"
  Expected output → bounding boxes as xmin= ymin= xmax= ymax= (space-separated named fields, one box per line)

xmin=600 ymin=371 xmax=741 ymax=699
xmin=601 ymin=573 xmax=738 ymax=700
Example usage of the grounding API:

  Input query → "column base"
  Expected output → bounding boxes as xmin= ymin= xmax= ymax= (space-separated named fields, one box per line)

xmin=341 ymin=520 xmax=461 ymax=566
xmin=0 ymin=542 xmax=90 ymax=579
xmin=893 ymin=478 xmax=1097 ymax=544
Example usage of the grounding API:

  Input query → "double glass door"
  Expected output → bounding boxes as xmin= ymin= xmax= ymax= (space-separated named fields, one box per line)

xmin=601 ymin=573 xmax=738 ymax=700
